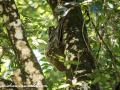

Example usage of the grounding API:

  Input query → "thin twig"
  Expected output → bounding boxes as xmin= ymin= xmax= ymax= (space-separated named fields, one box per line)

xmin=86 ymin=10 xmax=120 ymax=78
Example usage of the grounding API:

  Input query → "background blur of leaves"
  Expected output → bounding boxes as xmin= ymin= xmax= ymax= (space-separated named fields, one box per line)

xmin=0 ymin=0 xmax=120 ymax=90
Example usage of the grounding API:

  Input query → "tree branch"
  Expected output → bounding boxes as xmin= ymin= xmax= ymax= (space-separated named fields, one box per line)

xmin=0 ymin=1 xmax=46 ymax=90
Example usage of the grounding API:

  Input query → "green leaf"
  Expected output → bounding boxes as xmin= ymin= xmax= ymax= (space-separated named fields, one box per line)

xmin=59 ymin=84 xmax=70 ymax=89
xmin=69 ymin=60 xmax=80 ymax=65
xmin=90 ymin=1 xmax=103 ymax=13
xmin=92 ymin=77 xmax=101 ymax=84
xmin=105 ymin=74 xmax=110 ymax=79
xmin=117 ymin=7 xmax=120 ymax=10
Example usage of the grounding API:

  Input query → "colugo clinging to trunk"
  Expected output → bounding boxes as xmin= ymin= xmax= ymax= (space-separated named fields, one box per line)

xmin=45 ymin=26 xmax=66 ymax=71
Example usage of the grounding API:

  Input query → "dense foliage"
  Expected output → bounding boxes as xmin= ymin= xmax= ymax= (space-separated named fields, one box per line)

xmin=0 ymin=0 xmax=120 ymax=90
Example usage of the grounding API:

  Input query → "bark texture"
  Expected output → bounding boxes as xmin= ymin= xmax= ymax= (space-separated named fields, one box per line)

xmin=47 ymin=0 xmax=100 ymax=90
xmin=0 ymin=1 xmax=46 ymax=90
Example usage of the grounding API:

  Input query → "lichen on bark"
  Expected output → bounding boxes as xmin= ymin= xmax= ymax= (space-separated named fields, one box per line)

xmin=0 ymin=1 xmax=46 ymax=90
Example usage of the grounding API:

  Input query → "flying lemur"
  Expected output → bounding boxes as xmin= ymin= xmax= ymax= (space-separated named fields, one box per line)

xmin=45 ymin=26 xmax=66 ymax=71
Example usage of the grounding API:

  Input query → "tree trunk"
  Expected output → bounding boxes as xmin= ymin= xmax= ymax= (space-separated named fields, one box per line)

xmin=0 ymin=1 xmax=46 ymax=90
xmin=47 ymin=0 xmax=100 ymax=90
